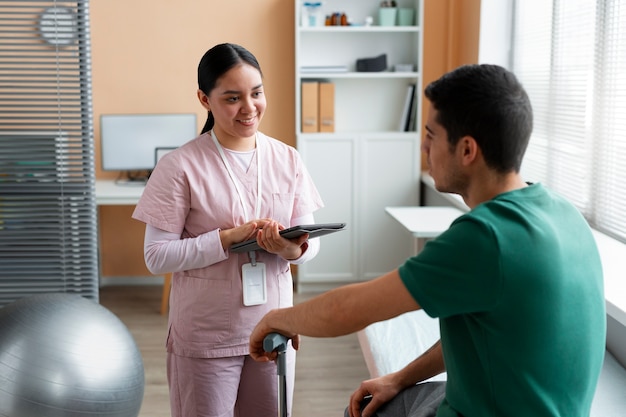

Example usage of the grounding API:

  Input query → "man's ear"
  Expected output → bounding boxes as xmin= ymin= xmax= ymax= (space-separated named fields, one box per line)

xmin=458 ymin=136 xmax=479 ymax=167
xmin=197 ymin=89 xmax=210 ymax=111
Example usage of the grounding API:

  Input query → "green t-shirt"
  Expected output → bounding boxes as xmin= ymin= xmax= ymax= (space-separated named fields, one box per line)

xmin=399 ymin=183 xmax=605 ymax=417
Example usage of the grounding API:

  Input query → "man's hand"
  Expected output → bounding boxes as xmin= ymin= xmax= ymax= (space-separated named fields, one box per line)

xmin=347 ymin=373 xmax=403 ymax=417
xmin=249 ymin=309 xmax=301 ymax=362
xmin=348 ymin=341 xmax=444 ymax=417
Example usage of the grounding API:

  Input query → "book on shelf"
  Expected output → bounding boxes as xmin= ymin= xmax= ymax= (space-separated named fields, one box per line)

xmin=406 ymin=86 xmax=418 ymax=132
xmin=319 ymin=81 xmax=335 ymax=132
xmin=300 ymin=81 xmax=336 ymax=133
xmin=398 ymin=83 xmax=416 ymax=132
xmin=300 ymin=65 xmax=348 ymax=73
xmin=301 ymin=81 xmax=319 ymax=132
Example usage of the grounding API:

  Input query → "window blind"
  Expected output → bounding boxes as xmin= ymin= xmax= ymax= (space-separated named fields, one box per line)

xmin=591 ymin=0 xmax=626 ymax=241
xmin=0 ymin=1 xmax=98 ymax=306
xmin=512 ymin=0 xmax=626 ymax=243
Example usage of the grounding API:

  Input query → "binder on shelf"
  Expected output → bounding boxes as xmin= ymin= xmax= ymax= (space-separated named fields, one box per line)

xmin=319 ymin=82 xmax=335 ymax=132
xmin=301 ymin=81 xmax=319 ymax=132
xmin=398 ymin=83 xmax=416 ymax=132
xmin=407 ymin=87 xmax=418 ymax=132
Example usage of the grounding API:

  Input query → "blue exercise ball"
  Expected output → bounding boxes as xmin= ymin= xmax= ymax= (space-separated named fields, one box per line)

xmin=0 ymin=293 xmax=145 ymax=417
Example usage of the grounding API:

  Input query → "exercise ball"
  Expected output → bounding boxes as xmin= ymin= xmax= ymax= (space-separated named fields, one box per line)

xmin=0 ymin=293 xmax=145 ymax=417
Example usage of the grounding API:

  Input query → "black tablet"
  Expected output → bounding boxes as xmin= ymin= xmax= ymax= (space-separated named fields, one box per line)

xmin=230 ymin=223 xmax=346 ymax=253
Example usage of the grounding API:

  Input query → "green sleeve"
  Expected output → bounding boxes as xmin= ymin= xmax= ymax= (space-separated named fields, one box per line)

xmin=399 ymin=217 xmax=503 ymax=318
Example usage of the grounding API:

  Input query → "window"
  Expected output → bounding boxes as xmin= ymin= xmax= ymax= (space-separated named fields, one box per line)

xmin=0 ymin=1 xmax=98 ymax=306
xmin=512 ymin=0 xmax=626 ymax=243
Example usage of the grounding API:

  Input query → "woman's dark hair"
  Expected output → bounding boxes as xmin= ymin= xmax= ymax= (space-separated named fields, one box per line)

xmin=197 ymin=43 xmax=263 ymax=134
xmin=424 ymin=64 xmax=533 ymax=173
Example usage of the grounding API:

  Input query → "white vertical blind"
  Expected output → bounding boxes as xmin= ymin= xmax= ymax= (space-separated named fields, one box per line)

xmin=0 ymin=1 xmax=98 ymax=306
xmin=591 ymin=0 xmax=626 ymax=240
xmin=512 ymin=0 xmax=626 ymax=243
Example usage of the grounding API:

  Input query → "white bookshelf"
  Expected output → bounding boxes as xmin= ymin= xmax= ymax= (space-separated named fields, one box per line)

xmin=294 ymin=0 xmax=424 ymax=290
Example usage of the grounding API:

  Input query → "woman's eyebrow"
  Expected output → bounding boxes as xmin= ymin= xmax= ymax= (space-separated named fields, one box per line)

xmin=221 ymin=84 xmax=263 ymax=95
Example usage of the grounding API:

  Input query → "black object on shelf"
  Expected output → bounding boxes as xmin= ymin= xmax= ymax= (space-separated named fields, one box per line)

xmin=356 ymin=54 xmax=388 ymax=72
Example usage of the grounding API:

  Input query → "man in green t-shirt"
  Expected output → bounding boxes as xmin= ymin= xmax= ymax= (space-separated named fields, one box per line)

xmin=249 ymin=64 xmax=606 ymax=417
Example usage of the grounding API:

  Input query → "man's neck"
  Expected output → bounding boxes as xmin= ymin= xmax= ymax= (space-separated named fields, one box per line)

xmin=461 ymin=171 xmax=527 ymax=209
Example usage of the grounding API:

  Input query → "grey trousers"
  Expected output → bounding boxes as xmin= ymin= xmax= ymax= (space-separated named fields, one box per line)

xmin=344 ymin=381 xmax=446 ymax=417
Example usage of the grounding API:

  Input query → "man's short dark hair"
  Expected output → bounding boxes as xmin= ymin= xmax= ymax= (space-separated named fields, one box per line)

xmin=424 ymin=64 xmax=533 ymax=173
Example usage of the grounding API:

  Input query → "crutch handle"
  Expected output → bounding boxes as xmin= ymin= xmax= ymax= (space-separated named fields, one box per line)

xmin=263 ymin=333 xmax=289 ymax=417
xmin=263 ymin=332 xmax=288 ymax=376
xmin=263 ymin=332 xmax=288 ymax=353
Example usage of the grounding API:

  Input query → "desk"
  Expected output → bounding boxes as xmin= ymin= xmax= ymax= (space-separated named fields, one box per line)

xmin=95 ymin=180 xmax=171 ymax=315
xmin=95 ymin=180 xmax=144 ymax=205
xmin=385 ymin=206 xmax=465 ymax=254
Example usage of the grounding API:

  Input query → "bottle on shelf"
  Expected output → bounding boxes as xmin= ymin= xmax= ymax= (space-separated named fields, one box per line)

xmin=302 ymin=1 xmax=323 ymax=27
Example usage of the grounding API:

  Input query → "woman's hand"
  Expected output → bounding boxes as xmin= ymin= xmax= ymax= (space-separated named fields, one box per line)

xmin=256 ymin=221 xmax=308 ymax=260
xmin=220 ymin=219 xmax=272 ymax=250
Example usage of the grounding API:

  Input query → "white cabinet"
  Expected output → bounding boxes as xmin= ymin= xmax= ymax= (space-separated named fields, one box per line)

xmin=295 ymin=0 xmax=424 ymax=291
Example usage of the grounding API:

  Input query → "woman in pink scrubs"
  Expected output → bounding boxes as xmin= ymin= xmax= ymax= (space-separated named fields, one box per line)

xmin=132 ymin=43 xmax=324 ymax=417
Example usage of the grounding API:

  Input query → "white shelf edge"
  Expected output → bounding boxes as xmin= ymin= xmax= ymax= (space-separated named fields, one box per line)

xmin=298 ymin=131 xmax=419 ymax=139
xmin=299 ymin=26 xmax=420 ymax=33
xmin=299 ymin=71 xmax=420 ymax=79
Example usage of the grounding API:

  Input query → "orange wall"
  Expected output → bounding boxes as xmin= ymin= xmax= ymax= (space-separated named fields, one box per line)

xmin=92 ymin=0 xmax=296 ymax=277
xmin=421 ymin=0 xmax=481 ymax=168
xmin=93 ymin=0 xmax=480 ymax=278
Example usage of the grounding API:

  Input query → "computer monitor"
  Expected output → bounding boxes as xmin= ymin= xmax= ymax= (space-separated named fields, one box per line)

xmin=100 ymin=113 xmax=197 ymax=181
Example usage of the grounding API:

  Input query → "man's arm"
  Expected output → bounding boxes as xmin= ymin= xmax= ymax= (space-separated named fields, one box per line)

xmin=249 ymin=269 xmax=419 ymax=361
xmin=347 ymin=341 xmax=445 ymax=417
xmin=380 ymin=340 xmax=444 ymax=389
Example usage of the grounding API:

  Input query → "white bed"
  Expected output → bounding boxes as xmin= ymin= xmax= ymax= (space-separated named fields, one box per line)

xmin=357 ymin=309 xmax=446 ymax=381
xmin=357 ymin=311 xmax=626 ymax=416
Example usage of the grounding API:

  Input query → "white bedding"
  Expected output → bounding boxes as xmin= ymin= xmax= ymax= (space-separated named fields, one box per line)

xmin=357 ymin=311 xmax=626 ymax=416
xmin=357 ymin=309 xmax=447 ymax=381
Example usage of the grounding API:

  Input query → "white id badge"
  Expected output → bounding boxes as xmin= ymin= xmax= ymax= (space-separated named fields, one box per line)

xmin=242 ymin=262 xmax=267 ymax=306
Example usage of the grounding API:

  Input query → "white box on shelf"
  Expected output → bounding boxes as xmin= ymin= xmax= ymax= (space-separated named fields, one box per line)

xmin=394 ymin=63 xmax=415 ymax=72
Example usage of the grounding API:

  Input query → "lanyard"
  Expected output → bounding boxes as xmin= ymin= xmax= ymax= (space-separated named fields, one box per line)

xmin=210 ymin=130 xmax=262 ymax=222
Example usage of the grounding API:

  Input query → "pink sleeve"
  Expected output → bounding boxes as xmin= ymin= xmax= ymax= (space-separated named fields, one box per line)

xmin=143 ymin=213 xmax=320 ymax=273
xmin=143 ymin=225 xmax=228 ymax=274
xmin=287 ymin=213 xmax=320 ymax=265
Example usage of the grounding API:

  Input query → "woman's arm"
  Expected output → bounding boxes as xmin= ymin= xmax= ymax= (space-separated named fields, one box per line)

xmin=143 ymin=226 xmax=226 ymax=274
xmin=143 ymin=211 xmax=321 ymax=273
xmin=143 ymin=219 xmax=270 ymax=274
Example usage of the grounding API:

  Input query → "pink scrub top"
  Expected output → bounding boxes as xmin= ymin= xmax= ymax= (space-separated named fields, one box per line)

xmin=132 ymin=132 xmax=323 ymax=358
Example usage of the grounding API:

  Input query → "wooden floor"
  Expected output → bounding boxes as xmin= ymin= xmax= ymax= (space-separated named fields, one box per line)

xmin=99 ymin=285 xmax=370 ymax=417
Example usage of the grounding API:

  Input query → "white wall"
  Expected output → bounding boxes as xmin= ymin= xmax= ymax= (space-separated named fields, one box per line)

xmin=478 ymin=0 xmax=513 ymax=68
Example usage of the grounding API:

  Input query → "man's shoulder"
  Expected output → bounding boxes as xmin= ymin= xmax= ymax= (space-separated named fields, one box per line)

xmin=473 ymin=182 xmax=570 ymax=215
